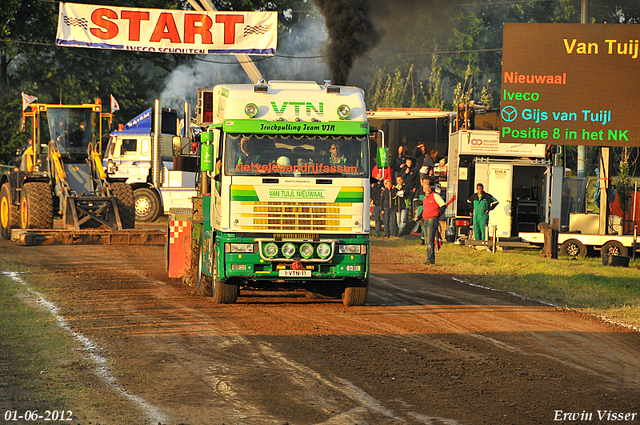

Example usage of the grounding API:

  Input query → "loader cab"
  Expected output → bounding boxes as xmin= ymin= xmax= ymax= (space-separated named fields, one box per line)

xmin=35 ymin=106 xmax=101 ymax=163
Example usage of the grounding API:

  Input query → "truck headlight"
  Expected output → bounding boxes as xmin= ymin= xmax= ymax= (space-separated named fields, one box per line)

xmin=337 ymin=104 xmax=351 ymax=119
xmin=229 ymin=243 xmax=255 ymax=253
xmin=244 ymin=103 xmax=258 ymax=118
xmin=282 ymin=243 xmax=296 ymax=258
xmin=338 ymin=245 xmax=362 ymax=254
xmin=317 ymin=243 xmax=331 ymax=259
xmin=300 ymin=243 xmax=314 ymax=259
xmin=264 ymin=242 xmax=278 ymax=258
xmin=106 ymin=159 xmax=117 ymax=174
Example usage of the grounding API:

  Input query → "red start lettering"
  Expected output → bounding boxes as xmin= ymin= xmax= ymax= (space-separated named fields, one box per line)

xmin=121 ymin=10 xmax=149 ymax=42
xmin=89 ymin=9 xmax=244 ymax=44
xmin=150 ymin=12 xmax=182 ymax=43
xmin=215 ymin=14 xmax=244 ymax=44
xmin=90 ymin=8 xmax=118 ymax=40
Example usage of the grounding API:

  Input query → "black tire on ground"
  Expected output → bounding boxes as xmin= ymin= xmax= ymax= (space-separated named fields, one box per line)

xmin=601 ymin=240 xmax=627 ymax=258
xmin=1 ymin=183 xmax=19 ymax=239
xmin=111 ymin=183 xmax=136 ymax=229
xmin=196 ymin=237 xmax=238 ymax=303
xmin=304 ymin=281 xmax=344 ymax=299
xmin=20 ymin=182 xmax=53 ymax=230
xmin=559 ymin=238 xmax=588 ymax=258
xmin=342 ymin=278 xmax=368 ymax=306
xmin=196 ymin=232 xmax=214 ymax=297
xmin=134 ymin=187 xmax=161 ymax=222
xmin=211 ymin=245 xmax=239 ymax=304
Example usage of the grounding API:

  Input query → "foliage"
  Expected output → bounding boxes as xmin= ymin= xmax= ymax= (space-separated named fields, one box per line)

xmin=0 ymin=0 xmax=309 ymax=164
xmin=1 ymin=0 xmax=640 ymax=171
xmin=425 ymin=54 xmax=444 ymax=110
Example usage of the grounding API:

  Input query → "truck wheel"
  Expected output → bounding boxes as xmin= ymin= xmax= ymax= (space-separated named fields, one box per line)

xmin=111 ymin=183 xmax=135 ymax=229
xmin=560 ymin=239 xmax=587 ymax=258
xmin=342 ymin=278 xmax=368 ymax=306
xmin=134 ymin=187 xmax=161 ymax=222
xmin=196 ymin=232 xmax=214 ymax=297
xmin=211 ymin=247 xmax=239 ymax=304
xmin=601 ymin=241 xmax=627 ymax=258
xmin=20 ymin=182 xmax=53 ymax=230
xmin=304 ymin=282 xmax=344 ymax=299
xmin=1 ymin=183 xmax=19 ymax=239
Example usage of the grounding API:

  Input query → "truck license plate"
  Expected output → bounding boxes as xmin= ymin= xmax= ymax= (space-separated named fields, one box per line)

xmin=279 ymin=269 xmax=311 ymax=277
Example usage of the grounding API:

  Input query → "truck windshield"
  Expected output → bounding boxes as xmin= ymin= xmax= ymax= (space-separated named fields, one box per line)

xmin=224 ymin=133 xmax=369 ymax=177
xmin=40 ymin=108 xmax=95 ymax=155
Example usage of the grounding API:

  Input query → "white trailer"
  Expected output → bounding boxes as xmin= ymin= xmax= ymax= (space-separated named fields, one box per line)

xmin=445 ymin=129 xmax=550 ymax=242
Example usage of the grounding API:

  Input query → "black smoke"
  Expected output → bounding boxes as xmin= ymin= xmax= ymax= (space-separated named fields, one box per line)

xmin=314 ymin=0 xmax=381 ymax=85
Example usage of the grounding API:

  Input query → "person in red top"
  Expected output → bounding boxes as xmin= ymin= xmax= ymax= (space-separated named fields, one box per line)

xmin=421 ymin=178 xmax=446 ymax=265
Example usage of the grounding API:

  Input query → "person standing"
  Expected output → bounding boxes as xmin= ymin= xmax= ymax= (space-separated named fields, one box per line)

xmin=391 ymin=146 xmax=407 ymax=178
xmin=381 ymin=179 xmax=398 ymax=238
xmin=395 ymin=175 xmax=408 ymax=233
xmin=467 ymin=183 xmax=499 ymax=241
xmin=371 ymin=172 xmax=384 ymax=237
xmin=421 ymin=178 xmax=446 ymax=265
xmin=419 ymin=150 xmax=437 ymax=179
xmin=402 ymin=157 xmax=418 ymax=216
xmin=412 ymin=143 xmax=426 ymax=168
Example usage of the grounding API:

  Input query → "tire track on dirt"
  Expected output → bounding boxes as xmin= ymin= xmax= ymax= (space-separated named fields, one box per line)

xmin=118 ymin=267 xmax=460 ymax=424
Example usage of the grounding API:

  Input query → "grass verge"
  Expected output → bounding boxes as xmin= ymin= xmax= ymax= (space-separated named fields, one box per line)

xmin=0 ymin=262 xmax=147 ymax=424
xmin=372 ymin=236 xmax=640 ymax=328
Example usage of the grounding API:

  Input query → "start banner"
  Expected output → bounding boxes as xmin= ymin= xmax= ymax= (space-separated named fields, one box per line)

xmin=56 ymin=2 xmax=277 ymax=55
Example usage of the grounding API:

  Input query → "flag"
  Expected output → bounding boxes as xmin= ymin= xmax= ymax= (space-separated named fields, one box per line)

xmin=21 ymin=92 xmax=38 ymax=111
xmin=110 ymin=95 xmax=120 ymax=113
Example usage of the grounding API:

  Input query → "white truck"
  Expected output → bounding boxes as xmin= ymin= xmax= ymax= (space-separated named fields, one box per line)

xmin=445 ymin=129 xmax=639 ymax=259
xmin=103 ymin=105 xmax=198 ymax=222
xmin=445 ymin=129 xmax=551 ymax=242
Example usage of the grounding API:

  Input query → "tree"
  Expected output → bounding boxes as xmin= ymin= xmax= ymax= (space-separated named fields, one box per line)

xmin=0 ymin=0 xmax=309 ymax=163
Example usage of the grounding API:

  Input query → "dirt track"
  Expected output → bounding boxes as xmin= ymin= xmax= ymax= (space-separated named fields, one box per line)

xmin=1 ymin=238 xmax=639 ymax=425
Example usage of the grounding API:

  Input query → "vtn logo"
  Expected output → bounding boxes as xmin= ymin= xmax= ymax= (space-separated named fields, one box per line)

xmin=471 ymin=138 xmax=483 ymax=146
xmin=271 ymin=101 xmax=324 ymax=116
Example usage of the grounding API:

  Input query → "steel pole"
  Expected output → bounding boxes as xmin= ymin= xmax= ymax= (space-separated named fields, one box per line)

xmin=576 ymin=0 xmax=589 ymax=179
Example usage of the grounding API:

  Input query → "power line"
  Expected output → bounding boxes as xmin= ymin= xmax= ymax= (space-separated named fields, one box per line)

xmin=2 ymin=38 xmax=499 ymax=62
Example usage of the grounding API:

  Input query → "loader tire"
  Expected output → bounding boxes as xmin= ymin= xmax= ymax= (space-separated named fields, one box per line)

xmin=111 ymin=183 xmax=135 ymax=229
xmin=20 ymin=182 xmax=53 ymax=230
xmin=1 ymin=183 xmax=19 ymax=239
xmin=134 ymin=187 xmax=161 ymax=222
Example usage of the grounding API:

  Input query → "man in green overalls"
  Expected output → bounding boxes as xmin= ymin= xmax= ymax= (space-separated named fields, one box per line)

xmin=467 ymin=183 xmax=499 ymax=241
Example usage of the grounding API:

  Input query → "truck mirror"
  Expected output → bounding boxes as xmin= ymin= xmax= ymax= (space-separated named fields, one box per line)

xmin=201 ymin=132 xmax=213 ymax=172
xmin=172 ymin=136 xmax=181 ymax=156
xmin=377 ymin=147 xmax=389 ymax=168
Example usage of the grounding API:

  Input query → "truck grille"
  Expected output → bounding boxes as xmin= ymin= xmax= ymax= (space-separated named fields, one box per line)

xmin=239 ymin=201 xmax=353 ymax=231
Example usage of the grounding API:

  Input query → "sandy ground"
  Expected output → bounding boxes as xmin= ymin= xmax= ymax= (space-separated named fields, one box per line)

xmin=1 ymin=237 xmax=639 ymax=425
